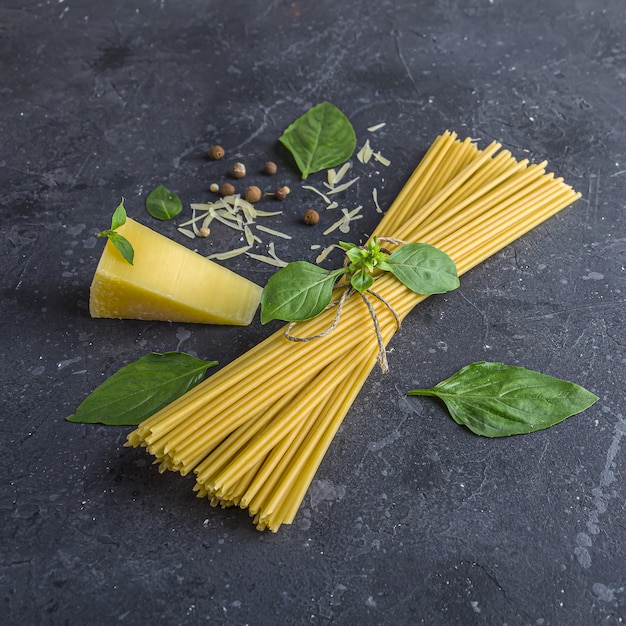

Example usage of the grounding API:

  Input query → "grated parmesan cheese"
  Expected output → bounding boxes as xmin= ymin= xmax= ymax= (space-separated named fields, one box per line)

xmin=302 ymin=185 xmax=332 ymax=204
xmin=315 ymin=243 xmax=343 ymax=263
xmin=323 ymin=206 xmax=363 ymax=235
xmin=357 ymin=139 xmax=374 ymax=164
xmin=373 ymin=151 xmax=391 ymax=166
xmin=207 ymin=245 xmax=252 ymax=260
xmin=181 ymin=194 xmax=286 ymax=261
xmin=255 ymin=224 xmax=292 ymax=239
xmin=177 ymin=227 xmax=196 ymax=239
xmin=244 ymin=224 xmax=256 ymax=246
xmin=327 ymin=162 xmax=351 ymax=188
xmin=245 ymin=252 xmax=288 ymax=267
xmin=326 ymin=177 xmax=360 ymax=195
xmin=372 ymin=188 xmax=383 ymax=213
xmin=367 ymin=122 xmax=386 ymax=132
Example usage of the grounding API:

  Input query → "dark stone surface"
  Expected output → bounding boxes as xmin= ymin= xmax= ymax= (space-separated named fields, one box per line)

xmin=2 ymin=1 xmax=625 ymax=624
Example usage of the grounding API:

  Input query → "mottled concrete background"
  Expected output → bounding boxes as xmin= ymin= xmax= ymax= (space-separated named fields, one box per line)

xmin=2 ymin=1 xmax=625 ymax=624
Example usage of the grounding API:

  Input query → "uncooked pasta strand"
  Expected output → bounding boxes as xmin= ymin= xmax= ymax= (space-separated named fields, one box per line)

xmin=239 ymin=392 xmax=332 ymax=512
xmin=140 ymin=323 xmax=360 ymax=449
xmin=387 ymin=139 xmax=502 ymax=238
xmin=126 ymin=132 xmax=582 ymax=532
xmin=376 ymin=131 xmax=457 ymax=230
xmin=261 ymin=354 xmax=377 ymax=530
xmin=409 ymin=156 xmax=537 ymax=240
xmin=205 ymin=345 xmax=363 ymax=495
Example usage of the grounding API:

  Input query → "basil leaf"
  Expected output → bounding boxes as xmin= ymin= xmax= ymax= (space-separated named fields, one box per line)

xmin=279 ymin=102 xmax=357 ymax=180
xmin=146 ymin=184 xmax=183 ymax=220
xmin=387 ymin=243 xmax=459 ymax=294
xmin=97 ymin=199 xmax=135 ymax=265
xmin=110 ymin=199 xmax=127 ymax=230
xmin=103 ymin=231 xmax=134 ymax=265
xmin=66 ymin=352 xmax=217 ymax=426
xmin=408 ymin=361 xmax=598 ymax=437
xmin=351 ymin=269 xmax=374 ymax=293
xmin=260 ymin=262 xmax=343 ymax=323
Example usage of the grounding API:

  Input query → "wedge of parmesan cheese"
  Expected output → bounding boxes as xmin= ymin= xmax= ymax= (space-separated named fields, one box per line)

xmin=89 ymin=218 xmax=262 ymax=326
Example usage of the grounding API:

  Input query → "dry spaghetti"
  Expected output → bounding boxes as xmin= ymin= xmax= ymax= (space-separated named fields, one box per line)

xmin=126 ymin=131 xmax=581 ymax=531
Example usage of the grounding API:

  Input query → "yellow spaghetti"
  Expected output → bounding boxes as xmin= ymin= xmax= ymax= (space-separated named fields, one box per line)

xmin=126 ymin=131 xmax=581 ymax=531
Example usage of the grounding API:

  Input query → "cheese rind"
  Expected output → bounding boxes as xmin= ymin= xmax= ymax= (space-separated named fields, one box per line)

xmin=90 ymin=218 xmax=262 ymax=325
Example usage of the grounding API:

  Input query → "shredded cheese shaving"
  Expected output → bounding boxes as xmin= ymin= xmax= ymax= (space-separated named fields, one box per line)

xmin=372 ymin=188 xmax=383 ymax=213
xmin=315 ymin=243 xmax=343 ymax=263
xmin=181 ymin=195 xmax=285 ymax=262
xmin=323 ymin=206 xmax=363 ymax=235
xmin=357 ymin=139 xmax=374 ymax=164
xmin=373 ymin=151 xmax=391 ymax=166
xmin=207 ymin=245 xmax=252 ymax=260
xmin=255 ymin=225 xmax=292 ymax=239
xmin=246 ymin=252 xmax=288 ymax=267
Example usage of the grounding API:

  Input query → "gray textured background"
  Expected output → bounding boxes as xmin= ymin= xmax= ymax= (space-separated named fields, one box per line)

xmin=2 ymin=1 xmax=625 ymax=624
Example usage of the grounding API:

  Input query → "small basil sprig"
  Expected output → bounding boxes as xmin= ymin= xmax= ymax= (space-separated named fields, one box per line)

xmin=66 ymin=352 xmax=217 ymax=426
xmin=146 ymin=184 xmax=183 ymax=220
xmin=97 ymin=199 xmax=134 ymax=265
xmin=279 ymin=102 xmax=357 ymax=180
xmin=260 ymin=238 xmax=459 ymax=324
xmin=408 ymin=361 xmax=598 ymax=437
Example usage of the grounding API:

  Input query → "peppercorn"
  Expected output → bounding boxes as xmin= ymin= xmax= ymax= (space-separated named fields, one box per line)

xmin=209 ymin=183 xmax=219 ymax=193
xmin=264 ymin=161 xmax=277 ymax=175
xmin=230 ymin=162 xmax=246 ymax=179
xmin=245 ymin=185 xmax=262 ymax=203
xmin=303 ymin=209 xmax=319 ymax=225
xmin=208 ymin=145 xmax=225 ymax=160
xmin=198 ymin=226 xmax=211 ymax=238
xmin=220 ymin=182 xmax=236 ymax=196
xmin=273 ymin=186 xmax=288 ymax=201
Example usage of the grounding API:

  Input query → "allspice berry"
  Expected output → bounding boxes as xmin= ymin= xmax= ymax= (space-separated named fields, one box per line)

xmin=220 ymin=182 xmax=236 ymax=196
xmin=303 ymin=209 xmax=319 ymax=225
xmin=208 ymin=145 xmax=225 ymax=160
xmin=264 ymin=161 xmax=277 ymax=175
xmin=230 ymin=162 xmax=246 ymax=179
xmin=273 ymin=186 xmax=288 ymax=201
xmin=245 ymin=185 xmax=262 ymax=203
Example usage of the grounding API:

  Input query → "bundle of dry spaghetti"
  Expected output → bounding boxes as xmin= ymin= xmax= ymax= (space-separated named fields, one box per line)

xmin=126 ymin=131 xmax=581 ymax=531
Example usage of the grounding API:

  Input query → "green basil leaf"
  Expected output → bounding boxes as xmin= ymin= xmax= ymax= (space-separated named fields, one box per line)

xmin=339 ymin=241 xmax=358 ymax=251
xmin=408 ymin=361 xmax=598 ymax=437
xmin=146 ymin=184 xmax=183 ymax=220
xmin=345 ymin=246 xmax=365 ymax=264
xmin=279 ymin=102 xmax=357 ymax=180
xmin=387 ymin=243 xmax=459 ymax=294
xmin=110 ymin=199 xmax=128 ymax=230
xmin=106 ymin=231 xmax=135 ymax=266
xmin=66 ymin=352 xmax=217 ymax=426
xmin=97 ymin=199 xmax=135 ymax=265
xmin=260 ymin=262 xmax=343 ymax=323
xmin=351 ymin=269 xmax=374 ymax=293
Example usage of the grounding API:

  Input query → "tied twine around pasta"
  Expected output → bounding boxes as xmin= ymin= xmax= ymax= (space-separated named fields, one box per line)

xmin=283 ymin=237 xmax=407 ymax=373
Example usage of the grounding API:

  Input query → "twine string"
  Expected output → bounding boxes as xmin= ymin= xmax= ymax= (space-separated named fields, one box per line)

xmin=283 ymin=236 xmax=408 ymax=371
